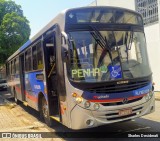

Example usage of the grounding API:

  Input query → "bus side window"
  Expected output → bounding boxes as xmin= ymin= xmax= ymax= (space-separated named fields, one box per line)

xmin=32 ymin=46 xmax=38 ymax=70
xmin=6 ymin=63 xmax=9 ymax=77
xmin=32 ymin=42 xmax=44 ymax=71
xmin=25 ymin=49 xmax=32 ymax=72
xmin=14 ymin=59 xmax=16 ymax=74
xmin=11 ymin=60 xmax=16 ymax=75
xmin=9 ymin=62 xmax=11 ymax=76
xmin=15 ymin=57 xmax=20 ymax=74
xmin=37 ymin=43 xmax=44 ymax=70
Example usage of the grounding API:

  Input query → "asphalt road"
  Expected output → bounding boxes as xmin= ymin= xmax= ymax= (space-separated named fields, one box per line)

xmin=0 ymin=90 xmax=160 ymax=141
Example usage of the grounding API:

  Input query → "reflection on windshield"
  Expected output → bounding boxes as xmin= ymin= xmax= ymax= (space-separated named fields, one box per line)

xmin=66 ymin=8 xmax=143 ymax=25
xmin=68 ymin=30 xmax=151 ymax=82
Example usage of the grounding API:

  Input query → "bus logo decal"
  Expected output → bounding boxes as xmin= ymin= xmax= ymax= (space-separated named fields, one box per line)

xmin=93 ymin=95 xmax=109 ymax=99
xmin=117 ymin=80 xmax=129 ymax=84
xmin=122 ymin=98 xmax=128 ymax=104
xmin=34 ymin=85 xmax=41 ymax=90
xmin=134 ymin=88 xmax=150 ymax=96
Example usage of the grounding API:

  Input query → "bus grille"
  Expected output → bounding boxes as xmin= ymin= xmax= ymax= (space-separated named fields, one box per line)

xmin=86 ymin=80 xmax=150 ymax=93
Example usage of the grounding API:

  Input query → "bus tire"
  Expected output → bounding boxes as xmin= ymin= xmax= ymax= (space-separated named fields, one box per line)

xmin=40 ymin=96 xmax=53 ymax=127
xmin=14 ymin=88 xmax=20 ymax=104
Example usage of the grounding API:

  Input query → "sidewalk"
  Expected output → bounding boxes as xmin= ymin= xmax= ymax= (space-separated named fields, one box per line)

xmin=0 ymin=95 xmax=62 ymax=141
xmin=155 ymin=91 xmax=160 ymax=101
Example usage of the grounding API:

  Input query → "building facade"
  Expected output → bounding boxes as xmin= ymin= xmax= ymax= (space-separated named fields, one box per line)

xmin=135 ymin=0 xmax=160 ymax=91
xmin=89 ymin=0 xmax=135 ymax=10
xmin=135 ymin=0 xmax=158 ymax=25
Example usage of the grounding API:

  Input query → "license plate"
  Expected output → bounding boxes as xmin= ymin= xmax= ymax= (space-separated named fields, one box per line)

xmin=119 ymin=108 xmax=132 ymax=116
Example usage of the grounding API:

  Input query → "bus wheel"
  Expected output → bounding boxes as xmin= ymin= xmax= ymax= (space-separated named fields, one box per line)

xmin=40 ymin=96 xmax=53 ymax=127
xmin=14 ymin=89 xmax=20 ymax=104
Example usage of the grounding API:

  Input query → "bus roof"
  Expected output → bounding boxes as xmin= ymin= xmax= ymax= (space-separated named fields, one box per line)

xmin=6 ymin=6 xmax=142 ymax=62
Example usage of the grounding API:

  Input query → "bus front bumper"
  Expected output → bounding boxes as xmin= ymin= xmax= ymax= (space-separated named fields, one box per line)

xmin=70 ymin=95 xmax=155 ymax=130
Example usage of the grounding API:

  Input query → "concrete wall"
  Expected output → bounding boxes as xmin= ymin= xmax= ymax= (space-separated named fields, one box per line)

xmin=89 ymin=0 xmax=135 ymax=10
xmin=144 ymin=23 xmax=160 ymax=91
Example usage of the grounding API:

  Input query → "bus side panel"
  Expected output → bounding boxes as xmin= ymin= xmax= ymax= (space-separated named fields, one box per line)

xmin=14 ymin=73 xmax=23 ymax=101
xmin=24 ymin=71 xmax=45 ymax=110
xmin=7 ymin=75 xmax=14 ymax=95
xmin=7 ymin=73 xmax=21 ymax=100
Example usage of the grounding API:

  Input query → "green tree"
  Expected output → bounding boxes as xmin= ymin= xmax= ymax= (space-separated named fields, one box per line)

xmin=0 ymin=0 xmax=30 ymax=64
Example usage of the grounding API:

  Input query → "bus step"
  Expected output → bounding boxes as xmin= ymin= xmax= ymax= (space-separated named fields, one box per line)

xmin=50 ymin=115 xmax=60 ymax=122
xmin=23 ymin=101 xmax=28 ymax=106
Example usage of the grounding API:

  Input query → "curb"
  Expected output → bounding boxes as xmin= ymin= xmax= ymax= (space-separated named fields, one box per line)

xmin=155 ymin=98 xmax=160 ymax=101
xmin=154 ymin=91 xmax=160 ymax=101
xmin=0 ymin=95 xmax=14 ymax=106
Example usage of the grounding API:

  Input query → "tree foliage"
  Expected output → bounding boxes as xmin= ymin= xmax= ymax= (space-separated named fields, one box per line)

xmin=0 ymin=0 xmax=30 ymax=64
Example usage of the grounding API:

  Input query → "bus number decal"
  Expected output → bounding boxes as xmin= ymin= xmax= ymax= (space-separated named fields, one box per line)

xmin=72 ymin=68 xmax=100 ymax=78
xmin=71 ymin=66 xmax=108 ymax=78
xmin=134 ymin=89 xmax=150 ymax=96
xmin=134 ymin=83 xmax=151 ymax=96
xmin=34 ymin=85 xmax=41 ymax=90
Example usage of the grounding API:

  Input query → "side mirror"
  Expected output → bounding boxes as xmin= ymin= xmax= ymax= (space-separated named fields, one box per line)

xmin=61 ymin=32 xmax=69 ymax=62
xmin=62 ymin=47 xmax=68 ymax=62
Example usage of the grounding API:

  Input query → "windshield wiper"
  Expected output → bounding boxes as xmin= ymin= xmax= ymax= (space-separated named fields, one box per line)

xmin=125 ymin=30 xmax=133 ymax=62
xmin=89 ymin=25 xmax=113 ymax=67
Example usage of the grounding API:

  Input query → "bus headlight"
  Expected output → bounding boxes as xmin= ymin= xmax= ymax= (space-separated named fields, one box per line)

xmin=84 ymin=101 xmax=91 ymax=108
xmin=93 ymin=103 xmax=100 ymax=110
xmin=72 ymin=93 xmax=83 ymax=104
xmin=75 ymin=97 xmax=83 ymax=104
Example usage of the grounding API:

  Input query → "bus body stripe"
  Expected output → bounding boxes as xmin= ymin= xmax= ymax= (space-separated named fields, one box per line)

xmin=88 ymin=94 xmax=146 ymax=103
xmin=15 ymin=85 xmax=38 ymax=103
xmin=25 ymin=91 xmax=38 ymax=103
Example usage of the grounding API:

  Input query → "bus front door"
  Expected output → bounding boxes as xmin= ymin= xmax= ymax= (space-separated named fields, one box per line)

xmin=19 ymin=54 xmax=26 ymax=101
xmin=44 ymin=34 xmax=60 ymax=120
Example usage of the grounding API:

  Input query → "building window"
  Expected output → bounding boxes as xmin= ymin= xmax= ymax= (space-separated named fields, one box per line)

xmin=32 ymin=46 xmax=38 ymax=70
xmin=135 ymin=0 xmax=158 ymax=25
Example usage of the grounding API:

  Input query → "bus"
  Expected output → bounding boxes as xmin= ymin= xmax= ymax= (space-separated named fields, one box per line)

xmin=6 ymin=6 xmax=155 ymax=129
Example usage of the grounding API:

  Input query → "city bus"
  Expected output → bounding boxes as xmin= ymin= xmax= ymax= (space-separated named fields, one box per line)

xmin=6 ymin=6 xmax=155 ymax=129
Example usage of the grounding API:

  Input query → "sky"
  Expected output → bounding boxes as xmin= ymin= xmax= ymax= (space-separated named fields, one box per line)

xmin=12 ymin=0 xmax=94 ymax=38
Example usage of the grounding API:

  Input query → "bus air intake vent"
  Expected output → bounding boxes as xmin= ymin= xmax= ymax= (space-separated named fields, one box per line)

xmin=106 ymin=113 xmax=137 ymax=121
xmin=86 ymin=80 xmax=149 ymax=93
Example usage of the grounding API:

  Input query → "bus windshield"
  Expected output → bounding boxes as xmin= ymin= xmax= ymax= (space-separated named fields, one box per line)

xmin=68 ymin=29 xmax=151 ymax=82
